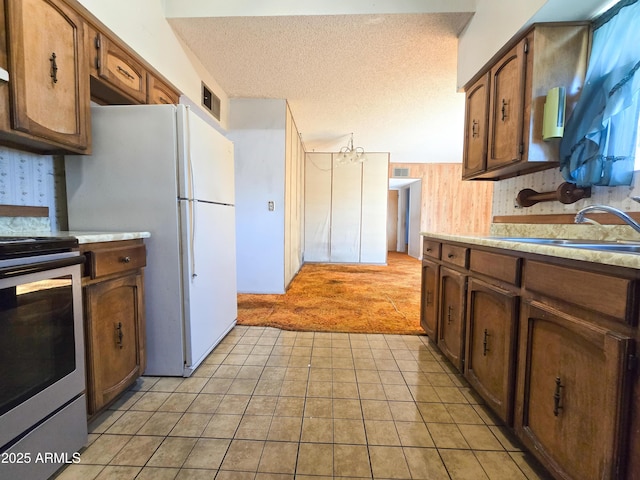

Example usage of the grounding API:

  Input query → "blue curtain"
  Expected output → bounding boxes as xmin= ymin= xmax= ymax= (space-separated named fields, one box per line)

xmin=559 ymin=0 xmax=640 ymax=187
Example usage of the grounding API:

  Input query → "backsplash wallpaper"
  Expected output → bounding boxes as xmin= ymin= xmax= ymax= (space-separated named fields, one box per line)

xmin=0 ymin=146 xmax=68 ymax=230
xmin=492 ymin=166 xmax=640 ymax=217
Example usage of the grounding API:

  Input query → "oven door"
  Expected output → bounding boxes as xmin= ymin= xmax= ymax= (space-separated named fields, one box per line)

xmin=0 ymin=253 xmax=85 ymax=450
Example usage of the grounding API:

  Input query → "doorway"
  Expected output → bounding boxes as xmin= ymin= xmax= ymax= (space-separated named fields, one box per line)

xmin=388 ymin=178 xmax=422 ymax=260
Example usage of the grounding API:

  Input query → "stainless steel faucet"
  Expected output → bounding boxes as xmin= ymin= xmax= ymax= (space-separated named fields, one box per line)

xmin=575 ymin=197 xmax=640 ymax=233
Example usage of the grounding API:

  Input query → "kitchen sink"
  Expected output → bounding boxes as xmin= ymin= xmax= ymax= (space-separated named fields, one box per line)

xmin=495 ymin=237 xmax=640 ymax=254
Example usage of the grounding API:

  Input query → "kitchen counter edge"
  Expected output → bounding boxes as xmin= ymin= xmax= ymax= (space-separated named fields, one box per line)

xmin=421 ymin=232 xmax=640 ymax=270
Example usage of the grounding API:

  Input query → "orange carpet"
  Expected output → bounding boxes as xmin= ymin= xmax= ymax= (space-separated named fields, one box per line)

xmin=236 ymin=252 xmax=425 ymax=335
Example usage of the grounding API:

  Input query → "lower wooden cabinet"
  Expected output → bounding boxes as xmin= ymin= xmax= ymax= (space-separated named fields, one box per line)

xmin=437 ymin=266 xmax=466 ymax=371
xmin=420 ymin=257 xmax=439 ymax=338
xmin=516 ymin=301 xmax=633 ymax=480
xmin=81 ymin=239 xmax=146 ymax=417
xmin=420 ymin=235 xmax=639 ymax=480
xmin=464 ymin=278 xmax=518 ymax=425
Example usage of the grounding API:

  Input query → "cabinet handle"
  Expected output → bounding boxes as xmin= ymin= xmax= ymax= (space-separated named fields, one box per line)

xmin=482 ymin=329 xmax=490 ymax=356
xmin=426 ymin=248 xmax=432 ymax=252
xmin=50 ymin=52 xmax=58 ymax=84
xmin=121 ymin=256 xmax=131 ymax=263
xmin=117 ymin=65 xmax=135 ymax=80
xmin=115 ymin=322 xmax=124 ymax=349
xmin=472 ymin=119 xmax=479 ymax=138
xmin=553 ymin=376 xmax=563 ymax=416
xmin=447 ymin=305 xmax=453 ymax=324
xmin=447 ymin=253 xmax=455 ymax=259
xmin=501 ymin=99 xmax=508 ymax=121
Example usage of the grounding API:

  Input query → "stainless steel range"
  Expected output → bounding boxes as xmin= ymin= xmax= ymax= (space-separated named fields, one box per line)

xmin=0 ymin=236 xmax=87 ymax=480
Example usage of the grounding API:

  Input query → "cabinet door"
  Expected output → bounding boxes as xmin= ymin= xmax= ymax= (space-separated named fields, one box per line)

xmin=464 ymin=278 xmax=518 ymax=424
xmin=437 ymin=266 xmax=466 ymax=371
xmin=516 ymin=301 xmax=633 ymax=480
xmin=420 ymin=258 xmax=439 ymax=339
xmin=462 ymin=73 xmax=489 ymax=178
xmin=84 ymin=273 xmax=145 ymax=414
xmin=95 ymin=33 xmax=146 ymax=103
xmin=5 ymin=0 xmax=90 ymax=151
xmin=487 ymin=40 xmax=526 ymax=170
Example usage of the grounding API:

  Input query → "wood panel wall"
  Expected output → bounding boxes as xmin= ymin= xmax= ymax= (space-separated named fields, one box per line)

xmin=390 ymin=163 xmax=494 ymax=236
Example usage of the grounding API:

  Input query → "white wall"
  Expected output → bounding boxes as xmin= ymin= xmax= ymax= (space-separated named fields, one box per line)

xmin=77 ymin=0 xmax=229 ymax=128
xmin=229 ymin=99 xmax=287 ymax=294
xmin=457 ymin=0 xmax=616 ymax=89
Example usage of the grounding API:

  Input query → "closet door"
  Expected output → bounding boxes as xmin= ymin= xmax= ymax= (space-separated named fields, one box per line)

xmin=360 ymin=154 xmax=389 ymax=263
xmin=304 ymin=153 xmax=332 ymax=262
xmin=331 ymin=159 xmax=362 ymax=262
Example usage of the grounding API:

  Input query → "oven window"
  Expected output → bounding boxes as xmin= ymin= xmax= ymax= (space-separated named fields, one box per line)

xmin=0 ymin=275 xmax=76 ymax=416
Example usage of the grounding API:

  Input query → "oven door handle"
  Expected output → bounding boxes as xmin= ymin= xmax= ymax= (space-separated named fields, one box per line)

xmin=0 ymin=255 xmax=85 ymax=279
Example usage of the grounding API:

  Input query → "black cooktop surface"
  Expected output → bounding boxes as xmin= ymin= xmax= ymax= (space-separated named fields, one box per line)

xmin=0 ymin=236 xmax=79 ymax=259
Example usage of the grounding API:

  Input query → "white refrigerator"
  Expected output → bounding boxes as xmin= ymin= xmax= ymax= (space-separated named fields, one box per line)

xmin=65 ymin=104 xmax=237 ymax=376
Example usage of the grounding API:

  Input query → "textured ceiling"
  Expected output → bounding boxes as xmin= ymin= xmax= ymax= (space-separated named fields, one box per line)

xmin=168 ymin=12 xmax=474 ymax=163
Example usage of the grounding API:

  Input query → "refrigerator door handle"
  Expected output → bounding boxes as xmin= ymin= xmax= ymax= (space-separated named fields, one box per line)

xmin=184 ymin=107 xmax=197 ymax=280
xmin=190 ymin=199 xmax=197 ymax=279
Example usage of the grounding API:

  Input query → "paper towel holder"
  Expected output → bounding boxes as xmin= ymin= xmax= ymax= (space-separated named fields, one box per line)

xmin=542 ymin=86 xmax=566 ymax=141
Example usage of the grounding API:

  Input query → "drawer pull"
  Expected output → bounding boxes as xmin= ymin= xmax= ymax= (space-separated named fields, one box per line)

xmin=115 ymin=322 xmax=124 ymax=349
xmin=501 ymin=98 xmax=508 ymax=121
xmin=448 ymin=253 xmax=455 ymax=259
xmin=483 ymin=329 xmax=490 ymax=356
xmin=121 ymin=256 xmax=131 ymax=263
xmin=553 ymin=376 xmax=563 ymax=416
xmin=117 ymin=65 xmax=135 ymax=80
xmin=50 ymin=52 xmax=58 ymax=84
xmin=426 ymin=248 xmax=432 ymax=252
xmin=426 ymin=291 xmax=433 ymax=305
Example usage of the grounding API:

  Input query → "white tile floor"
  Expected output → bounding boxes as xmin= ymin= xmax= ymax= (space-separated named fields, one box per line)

xmin=55 ymin=326 xmax=552 ymax=480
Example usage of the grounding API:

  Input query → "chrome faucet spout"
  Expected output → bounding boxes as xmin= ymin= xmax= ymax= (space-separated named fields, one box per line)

xmin=575 ymin=204 xmax=640 ymax=234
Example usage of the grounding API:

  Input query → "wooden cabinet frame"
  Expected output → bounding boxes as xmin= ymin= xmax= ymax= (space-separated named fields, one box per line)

xmin=420 ymin=235 xmax=639 ymax=479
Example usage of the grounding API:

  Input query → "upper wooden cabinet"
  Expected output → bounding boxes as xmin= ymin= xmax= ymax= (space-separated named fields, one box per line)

xmin=0 ymin=0 xmax=91 ymax=153
xmin=148 ymin=74 xmax=180 ymax=105
xmin=462 ymin=24 xmax=589 ymax=181
xmin=487 ymin=41 xmax=527 ymax=171
xmin=462 ymin=73 xmax=489 ymax=179
xmin=91 ymin=31 xmax=147 ymax=104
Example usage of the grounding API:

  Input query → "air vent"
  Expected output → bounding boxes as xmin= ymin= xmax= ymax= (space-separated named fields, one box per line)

xmin=202 ymin=82 xmax=221 ymax=121
xmin=393 ymin=167 xmax=409 ymax=177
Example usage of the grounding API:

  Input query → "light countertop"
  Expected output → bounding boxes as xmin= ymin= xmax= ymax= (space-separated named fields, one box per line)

xmin=0 ymin=230 xmax=150 ymax=244
xmin=421 ymin=231 xmax=640 ymax=270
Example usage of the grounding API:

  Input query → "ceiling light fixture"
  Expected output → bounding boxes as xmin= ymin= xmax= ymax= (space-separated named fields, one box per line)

xmin=336 ymin=133 xmax=367 ymax=164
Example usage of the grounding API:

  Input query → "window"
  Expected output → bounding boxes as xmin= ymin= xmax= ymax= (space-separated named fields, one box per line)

xmin=559 ymin=0 xmax=640 ymax=187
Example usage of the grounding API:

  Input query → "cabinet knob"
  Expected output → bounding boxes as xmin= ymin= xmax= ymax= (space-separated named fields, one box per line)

xmin=447 ymin=253 xmax=455 ymax=259
xmin=121 ymin=256 xmax=131 ymax=263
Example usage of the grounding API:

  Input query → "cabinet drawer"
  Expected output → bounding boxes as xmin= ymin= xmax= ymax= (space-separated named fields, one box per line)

xmin=147 ymin=75 xmax=180 ymax=105
xmin=470 ymin=249 xmax=521 ymax=285
xmin=423 ymin=239 xmax=441 ymax=259
xmin=87 ymin=244 xmax=146 ymax=279
xmin=96 ymin=33 xmax=147 ymax=103
xmin=441 ymin=244 xmax=468 ymax=268
xmin=524 ymin=260 xmax=636 ymax=323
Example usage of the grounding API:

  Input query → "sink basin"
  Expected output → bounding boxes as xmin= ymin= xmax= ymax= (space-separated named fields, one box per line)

xmin=496 ymin=237 xmax=588 ymax=245
xmin=495 ymin=237 xmax=640 ymax=254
